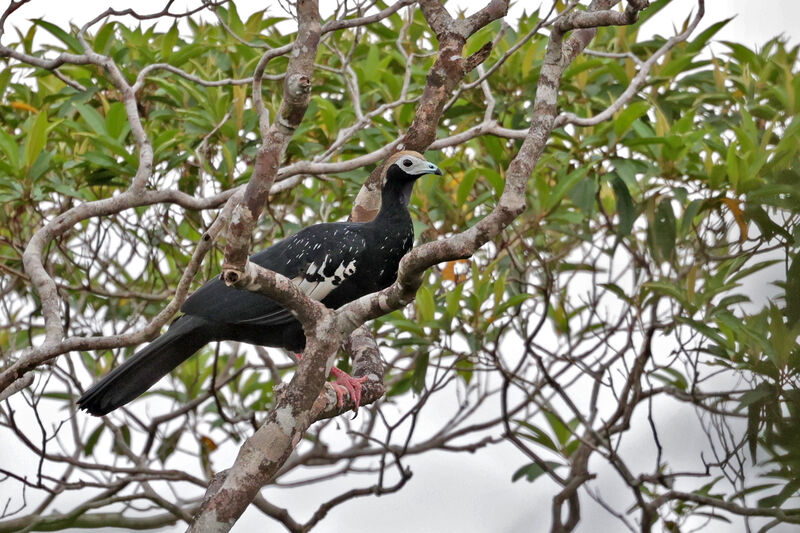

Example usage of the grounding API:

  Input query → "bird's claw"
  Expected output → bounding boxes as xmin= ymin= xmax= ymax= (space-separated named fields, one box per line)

xmin=296 ymin=354 xmax=367 ymax=414
xmin=330 ymin=366 xmax=368 ymax=413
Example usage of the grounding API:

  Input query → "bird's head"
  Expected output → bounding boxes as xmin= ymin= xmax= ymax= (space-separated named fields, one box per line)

xmin=380 ymin=151 xmax=443 ymax=208
xmin=384 ymin=151 xmax=443 ymax=182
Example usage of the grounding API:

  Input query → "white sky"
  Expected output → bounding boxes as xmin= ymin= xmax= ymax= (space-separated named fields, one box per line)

xmin=2 ymin=1 xmax=798 ymax=533
xmin=5 ymin=0 xmax=800 ymax=49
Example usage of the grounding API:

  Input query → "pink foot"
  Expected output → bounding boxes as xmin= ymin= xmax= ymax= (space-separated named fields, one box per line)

xmin=295 ymin=354 xmax=367 ymax=413
xmin=330 ymin=366 xmax=368 ymax=413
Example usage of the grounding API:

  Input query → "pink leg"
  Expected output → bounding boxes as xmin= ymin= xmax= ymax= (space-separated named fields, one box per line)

xmin=330 ymin=366 xmax=368 ymax=412
xmin=295 ymin=354 xmax=367 ymax=412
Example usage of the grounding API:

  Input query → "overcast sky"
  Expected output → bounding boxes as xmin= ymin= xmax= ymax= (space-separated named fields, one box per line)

xmin=3 ymin=1 xmax=799 ymax=532
xmin=5 ymin=0 xmax=800 ymax=49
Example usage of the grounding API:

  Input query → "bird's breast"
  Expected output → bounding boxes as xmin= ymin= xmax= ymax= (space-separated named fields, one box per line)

xmin=373 ymin=228 xmax=413 ymax=285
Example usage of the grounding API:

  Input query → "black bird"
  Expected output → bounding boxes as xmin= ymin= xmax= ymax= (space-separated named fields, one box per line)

xmin=77 ymin=151 xmax=443 ymax=416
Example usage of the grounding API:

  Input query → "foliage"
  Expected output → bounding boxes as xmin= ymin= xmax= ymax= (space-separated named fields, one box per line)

xmin=1 ymin=2 xmax=799 ymax=532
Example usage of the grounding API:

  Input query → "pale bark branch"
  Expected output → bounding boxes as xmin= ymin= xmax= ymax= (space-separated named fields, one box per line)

xmin=221 ymin=0 xmax=321 ymax=278
xmin=0 ymin=193 xmax=239 ymax=393
xmin=555 ymin=1 xmax=704 ymax=128
xmin=0 ymin=2 xmax=729 ymax=531
xmin=351 ymin=0 xmax=509 ymax=221
xmin=0 ymin=508 xmax=195 ymax=532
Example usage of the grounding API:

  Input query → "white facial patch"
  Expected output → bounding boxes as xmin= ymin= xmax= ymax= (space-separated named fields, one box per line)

xmin=396 ymin=155 xmax=440 ymax=177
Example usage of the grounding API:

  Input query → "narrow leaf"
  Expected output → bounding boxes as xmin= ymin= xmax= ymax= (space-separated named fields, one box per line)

xmin=24 ymin=112 xmax=48 ymax=169
xmin=652 ymin=199 xmax=677 ymax=262
xmin=615 ymin=101 xmax=650 ymax=137
xmin=612 ymin=176 xmax=636 ymax=237
xmin=412 ymin=352 xmax=429 ymax=393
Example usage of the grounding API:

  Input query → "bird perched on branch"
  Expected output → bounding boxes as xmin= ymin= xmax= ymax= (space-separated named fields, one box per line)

xmin=78 ymin=151 xmax=443 ymax=416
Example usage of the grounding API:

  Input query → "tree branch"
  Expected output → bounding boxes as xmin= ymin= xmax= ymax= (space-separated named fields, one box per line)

xmin=221 ymin=0 xmax=321 ymax=280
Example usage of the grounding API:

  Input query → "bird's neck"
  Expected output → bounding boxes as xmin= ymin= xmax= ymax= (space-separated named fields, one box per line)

xmin=374 ymin=176 xmax=414 ymax=222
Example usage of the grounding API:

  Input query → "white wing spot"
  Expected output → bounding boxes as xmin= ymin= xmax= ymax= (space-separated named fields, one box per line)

xmin=292 ymin=256 xmax=356 ymax=301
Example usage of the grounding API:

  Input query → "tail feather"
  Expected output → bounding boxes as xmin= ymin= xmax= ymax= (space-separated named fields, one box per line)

xmin=78 ymin=316 xmax=213 ymax=416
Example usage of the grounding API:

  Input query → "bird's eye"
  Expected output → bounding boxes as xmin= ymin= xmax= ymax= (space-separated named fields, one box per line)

xmin=403 ymin=159 xmax=412 ymax=167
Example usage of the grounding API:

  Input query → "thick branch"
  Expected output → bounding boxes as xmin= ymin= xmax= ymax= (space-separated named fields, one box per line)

xmin=188 ymin=327 xmax=340 ymax=533
xmin=221 ymin=0 xmax=321 ymax=276
xmin=351 ymin=0 xmax=508 ymax=221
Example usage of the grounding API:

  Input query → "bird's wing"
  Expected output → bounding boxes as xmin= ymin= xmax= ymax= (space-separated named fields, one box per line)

xmin=180 ymin=223 xmax=366 ymax=326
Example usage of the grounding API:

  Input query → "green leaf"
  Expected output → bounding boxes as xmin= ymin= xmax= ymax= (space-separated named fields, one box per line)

xmin=416 ymin=285 xmax=435 ymax=322
xmin=685 ymin=18 xmax=733 ymax=54
xmin=747 ymin=402 xmax=760 ymax=464
xmin=412 ymin=352 xmax=429 ymax=393
xmin=32 ymin=19 xmax=82 ymax=52
xmin=600 ymin=283 xmax=631 ymax=303
xmin=515 ymin=420 xmax=559 ymax=452
xmin=675 ymin=317 xmax=727 ymax=348
xmin=629 ymin=0 xmax=670 ymax=28
xmin=758 ymin=477 xmax=800 ymax=508
xmin=679 ymin=199 xmax=704 ymax=237
xmin=644 ymin=281 xmax=686 ymax=305
xmin=493 ymin=293 xmax=532 ymax=317
xmin=94 ymin=22 xmax=116 ymax=52
xmin=387 ymin=375 xmax=413 ymax=397
xmin=82 ymin=151 xmax=120 ymax=168
xmin=744 ymin=204 xmax=791 ymax=241
xmin=157 ymin=427 xmax=183 ymax=463
xmin=615 ymin=101 xmax=650 ymax=137
xmin=512 ymin=461 xmax=561 ymax=483
xmin=112 ymin=425 xmax=132 ymax=456
xmin=457 ymin=169 xmax=478 ymax=205
xmin=483 ymin=167 xmax=504 ymax=197
xmin=726 ymin=142 xmax=740 ymax=189
xmin=444 ymin=283 xmax=464 ymax=319
xmin=83 ymin=424 xmax=104 ymax=456
xmin=611 ymin=176 xmax=636 ymax=237
xmin=569 ymin=177 xmax=596 ymax=213
xmin=105 ymin=102 xmax=128 ymax=140
xmin=652 ymin=199 xmax=676 ymax=262
xmin=29 ymin=150 xmax=52 ymax=181
xmin=75 ymin=103 xmax=108 ymax=135
xmin=168 ymin=43 xmax=208 ymax=66
xmin=766 ymin=304 xmax=793 ymax=370
xmin=24 ymin=112 xmax=49 ymax=169
xmin=549 ymin=166 xmax=590 ymax=209
xmin=0 ymin=67 xmax=10 ymax=96
xmin=314 ymin=96 xmax=337 ymax=134
xmin=738 ymin=383 xmax=774 ymax=409
xmin=659 ymin=55 xmax=696 ymax=78
xmin=787 ymin=253 xmax=800 ymax=328
xmin=651 ymin=368 xmax=688 ymax=391
xmin=0 ymin=127 xmax=19 ymax=170
xmin=722 ymin=41 xmax=762 ymax=68
xmin=161 ymin=23 xmax=179 ymax=58
xmin=521 ymin=39 xmax=538 ymax=78
xmin=364 ymin=45 xmax=380 ymax=83
xmin=544 ymin=410 xmax=572 ymax=447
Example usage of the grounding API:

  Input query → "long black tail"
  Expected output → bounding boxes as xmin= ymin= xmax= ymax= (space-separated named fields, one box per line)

xmin=77 ymin=315 xmax=214 ymax=416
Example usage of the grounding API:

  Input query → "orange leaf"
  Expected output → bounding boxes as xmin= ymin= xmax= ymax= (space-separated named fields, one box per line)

xmin=200 ymin=435 xmax=217 ymax=451
xmin=721 ymin=197 xmax=747 ymax=242
xmin=442 ymin=260 xmax=468 ymax=283
xmin=11 ymin=101 xmax=39 ymax=113
xmin=442 ymin=261 xmax=457 ymax=282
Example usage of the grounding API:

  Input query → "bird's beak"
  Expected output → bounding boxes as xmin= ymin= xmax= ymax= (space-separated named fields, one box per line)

xmin=427 ymin=162 xmax=443 ymax=176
